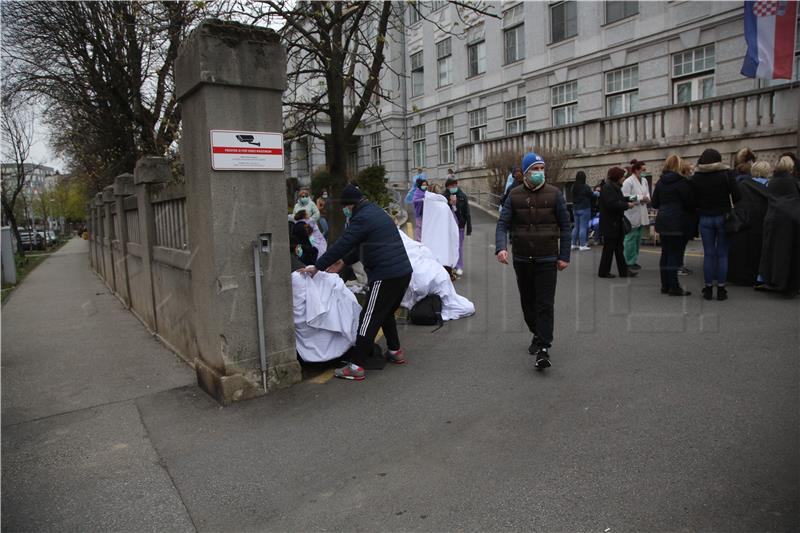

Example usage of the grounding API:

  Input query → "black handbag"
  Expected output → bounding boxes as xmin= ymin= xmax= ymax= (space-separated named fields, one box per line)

xmin=622 ymin=216 xmax=632 ymax=235
xmin=724 ymin=194 xmax=748 ymax=233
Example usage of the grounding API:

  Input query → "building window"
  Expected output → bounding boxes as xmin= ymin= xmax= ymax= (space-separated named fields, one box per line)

xmin=370 ymin=132 xmax=382 ymax=165
xmin=551 ymin=81 xmax=578 ymax=126
xmin=436 ymin=38 xmax=452 ymax=88
xmin=504 ymin=24 xmax=525 ymax=64
xmin=605 ymin=65 xmax=638 ymax=116
xmin=409 ymin=3 xmax=422 ymax=24
xmin=672 ymin=44 xmax=715 ymax=103
xmin=550 ymin=1 xmax=577 ymax=43
xmin=505 ymin=97 xmax=526 ymax=135
xmin=438 ymin=117 xmax=454 ymax=165
xmin=467 ymin=40 xmax=486 ymax=77
xmin=411 ymin=51 xmax=424 ymax=97
xmin=605 ymin=1 xmax=638 ymax=24
xmin=412 ymin=124 xmax=426 ymax=169
xmin=469 ymin=108 xmax=487 ymax=142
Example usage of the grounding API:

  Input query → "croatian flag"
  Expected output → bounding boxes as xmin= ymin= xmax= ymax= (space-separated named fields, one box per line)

xmin=741 ymin=0 xmax=798 ymax=79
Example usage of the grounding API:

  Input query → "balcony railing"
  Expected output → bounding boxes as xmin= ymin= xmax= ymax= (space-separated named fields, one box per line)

xmin=457 ymin=85 xmax=798 ymax=170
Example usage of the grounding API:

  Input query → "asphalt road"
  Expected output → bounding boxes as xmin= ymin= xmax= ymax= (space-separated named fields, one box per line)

xmin=3 ymin=212 xmax=799 ymax=532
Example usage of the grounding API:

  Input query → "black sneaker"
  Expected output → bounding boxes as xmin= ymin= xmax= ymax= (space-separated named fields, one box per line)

xmin=534 ymin=348 xmax=551 ymax=370
xmin=702 ymin=286 xmax=713 ymax=300
xmin=717 ymin=286 xmax=728 ymax=301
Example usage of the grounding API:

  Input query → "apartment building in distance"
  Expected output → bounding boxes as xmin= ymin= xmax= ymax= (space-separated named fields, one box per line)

xmin=284 ymin=1 xmax=800 ymax=197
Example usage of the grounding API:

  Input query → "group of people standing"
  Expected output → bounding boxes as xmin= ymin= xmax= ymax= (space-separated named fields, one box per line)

xmin=594 ymin=148 xmax=800 ymax=299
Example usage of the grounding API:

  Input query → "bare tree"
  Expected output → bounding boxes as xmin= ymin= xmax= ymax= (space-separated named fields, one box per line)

xmin=1 ymin=1 xmax=217 ymax=193
xmin=1 ymin=98 xmax=37 ymax=255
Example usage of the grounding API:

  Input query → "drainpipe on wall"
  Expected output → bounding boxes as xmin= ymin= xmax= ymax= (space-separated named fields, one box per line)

xmin=400 ymin=13 xmax=411 ymax=192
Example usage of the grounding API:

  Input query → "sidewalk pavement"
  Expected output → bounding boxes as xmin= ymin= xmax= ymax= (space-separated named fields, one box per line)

xmin=2 ymin=238 xmax=196 ymax=531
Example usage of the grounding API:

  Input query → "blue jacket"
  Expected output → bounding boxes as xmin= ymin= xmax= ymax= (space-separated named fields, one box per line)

xmin=315 ymin=200 xmax=412 ymax=283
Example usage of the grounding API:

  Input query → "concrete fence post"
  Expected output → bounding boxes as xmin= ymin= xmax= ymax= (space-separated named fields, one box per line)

xmin=101 ymin=187 xmax=116 ymax=293
xmin=113 ymin=174 xmax=135 ymax=308
xmin=86 ymin=202 xmax=94 ymax=269
xmin=176 ymin=20 xmax=300 ymax=404
xmin=133 ymin=157 xmax=170 ymax=333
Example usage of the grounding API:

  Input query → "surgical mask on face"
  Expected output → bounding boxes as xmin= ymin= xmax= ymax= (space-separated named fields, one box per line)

xmin=343 ymin=207 xmax=352 ymax=219
xmin=322 ymin=193 xmax=328 ymax=199
xmin=420 ymin=185 xmax=427 ymax=191
xmin=299 ymin=197 xmax=309 ymax=205
xmin=309 ymin=237 xmax=317 ymax=247
xmin=529 ymin=171 xmax=545 ymax=186
xmin=295 ymin=244 xmax=303 ymax=258
xmin=449 ymin=187 xmax=458 ymax=194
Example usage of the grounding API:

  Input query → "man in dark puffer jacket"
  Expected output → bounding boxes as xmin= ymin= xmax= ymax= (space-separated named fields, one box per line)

xmin=300 ymin=184 xmax=412 ymax=381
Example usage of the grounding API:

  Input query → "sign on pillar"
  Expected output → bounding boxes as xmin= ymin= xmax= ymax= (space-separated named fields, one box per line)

xmin=210 ymin=130 xmax=284 ymax=171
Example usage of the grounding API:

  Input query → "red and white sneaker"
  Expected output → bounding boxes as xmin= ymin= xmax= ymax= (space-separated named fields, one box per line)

xmin=385 ymin=348 xmax=407 ymax=365
xmin=334 ymin=363 xmax=365 ymax=381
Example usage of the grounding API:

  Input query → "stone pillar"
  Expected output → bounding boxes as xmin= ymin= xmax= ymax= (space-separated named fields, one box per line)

xmin=93 ymin=195 xmax=104 ymax=278
xmin=132 ymin=157 xmax=170 ymax=332
xmin=102 ymin=190 xmax=116 ymax=288
xmin=113 ymin=174 xmax=135 ymax=307
xmin=175 ymin=20 xmax=300 ymax=404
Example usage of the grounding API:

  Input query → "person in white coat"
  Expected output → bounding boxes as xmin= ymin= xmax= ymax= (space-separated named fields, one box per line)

xmin=622 ymin=159 xmax=651 ymax=271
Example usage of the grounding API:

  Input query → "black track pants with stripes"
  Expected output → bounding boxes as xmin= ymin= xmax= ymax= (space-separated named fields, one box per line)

xmin=351 ymin=273 xmax=412 ymax=362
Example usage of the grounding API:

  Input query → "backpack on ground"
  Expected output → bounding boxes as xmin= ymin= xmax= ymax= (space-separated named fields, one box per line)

xmin=409 ymin=294 xmax=443 ymax=330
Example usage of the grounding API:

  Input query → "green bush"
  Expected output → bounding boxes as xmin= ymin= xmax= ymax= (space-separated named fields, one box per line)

xmin=356 ymin=165 xmax=391 ymax=208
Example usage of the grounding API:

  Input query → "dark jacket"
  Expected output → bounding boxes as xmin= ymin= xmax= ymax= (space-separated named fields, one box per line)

xmin=651 ymin=171 xmax=695 ymax=237
xmin=291 ymin=221 xmax=318 ymax=266
xmin=759 ymin=172 xmax=800 ymax=293
xmin=728 ymin=177 xmax=769 ymax=285
xmin=599 ymin=180 xmax=630 ymax=240
xmin=572 ymin=182 xmax=594 ymax=211
xmin=691 ymin=162 xmax=740 ymax=216
xmin=315 ymin=199 xmax=412 ymax=283
xmin=442 ymin=189 xmax=472 ymax=234
xmin=495 ymin=183 xmax=571 ymax=263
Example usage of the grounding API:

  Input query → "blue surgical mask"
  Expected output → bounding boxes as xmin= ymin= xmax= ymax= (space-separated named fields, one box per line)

xmin=449 ymin=187 xmax=458 ymax=194
xmin=309 ymin=237 xmax=317 ymax=247
xmin=420 ymin=185 xmax=428 ymax=191
xmin=299 ymin=197 xmax=310 ymax=205
xmin=343 ymin=207 xmax=352 ymax=219
xmin=295 ymin=244 xmax=303 ymax=258
xmin=529 ymin=171 xmax=545 ymax=186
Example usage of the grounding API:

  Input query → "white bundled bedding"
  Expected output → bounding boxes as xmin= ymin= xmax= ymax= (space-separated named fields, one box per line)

xmin=291 ymin=271 xmax=361 ymax=362
xmin=399 ymin=230 xmax=475 ymax=321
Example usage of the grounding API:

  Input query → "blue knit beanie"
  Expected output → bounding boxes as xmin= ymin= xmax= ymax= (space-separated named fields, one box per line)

xmin=521 ymin=152 xmax=545 ymax=174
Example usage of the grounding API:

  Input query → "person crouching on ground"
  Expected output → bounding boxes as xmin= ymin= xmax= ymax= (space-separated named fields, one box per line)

xmin=299 ymin=184 xmax=413 ymax=381
xmin=598 ymin=167 xmax=637 ymax=278
xmin=495 ymin=152 xmax=571 ymax=370
xmin=443 ymin=176 xmax=472 ymax=277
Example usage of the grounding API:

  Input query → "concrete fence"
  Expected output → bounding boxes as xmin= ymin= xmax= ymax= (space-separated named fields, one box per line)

xmin=88 ymin=165 xmax=199 ymax=367
xmin=86 ymin=20 xmax=301 ymax=405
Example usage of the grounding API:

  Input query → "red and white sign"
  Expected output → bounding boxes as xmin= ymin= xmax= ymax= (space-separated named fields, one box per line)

xmin=210 ymin=130 xmax=284 ymax=171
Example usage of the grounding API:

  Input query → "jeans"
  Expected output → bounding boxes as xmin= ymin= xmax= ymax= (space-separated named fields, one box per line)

xmin=623 ymin=225 xmax=644 ymax=266
xmin=513 ymin=261 xmax=557 ymax=348
xmin=659 ymin=235 xmax=684 ymax=290
xmin=571 ymin=208 xmax=591 ymax=247
xmin=456 ymin=227 xmax=465 ymax=270
xmin=699 ymin=215 xmax=729 ymax=286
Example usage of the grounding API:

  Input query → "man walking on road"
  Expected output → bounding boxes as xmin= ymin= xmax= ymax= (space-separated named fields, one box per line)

xmin=495 ymin=152 xmax=571 ymax=369
xmin=299 ymin=184 xmax=413 ymax=381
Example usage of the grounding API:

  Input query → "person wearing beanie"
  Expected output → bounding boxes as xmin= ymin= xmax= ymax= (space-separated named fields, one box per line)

xmin=690 ymin=148 xmax=741 ymax=300
xmin=495 ymin=152 xmax=571 ymax=370
xmin=571 ymin=170 xmax=594 ymax=251
xmin=443 ymin=176 xmax=472 ymax=276
xmin=299 ymin=183 xmax=413 ymax=381
xmin=598 ymin=166 xmax=637 ymax=279
xmin=621 ymin=159 xmax=651 ymax=271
